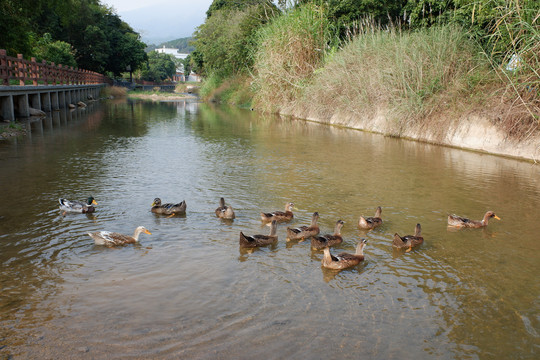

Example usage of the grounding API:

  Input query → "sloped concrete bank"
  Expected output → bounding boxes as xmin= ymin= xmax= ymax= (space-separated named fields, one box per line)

xmin=282 ymin=107 xmax=540 ymax=163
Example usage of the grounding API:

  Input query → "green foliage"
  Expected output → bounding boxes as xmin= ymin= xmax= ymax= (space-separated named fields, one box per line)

xmin=0 ymin=0 xmax=147 ymax=76
xmin=325 ymin=0 xmax=405 ymax=37
xmin=206 ymin=0 xmax=273 ymax=17
xmin=193 ymin=2 xmax=279 ymax=77
xmin=0 ymin=0 xmax=37 ymax=55
xmin=252 ymin=3 xmax=337 ymax=111
xmin=199 ymin=72 xmax=224 ymax=99
xmin=32 ymin=33 xmax=77 ymax=67
xmin=140 ymin=51 xmax=177 ymax=82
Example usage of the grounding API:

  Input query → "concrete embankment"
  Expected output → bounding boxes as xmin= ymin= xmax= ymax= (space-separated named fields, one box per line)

xmin=281 ymin=107 xmax=540 ymax=163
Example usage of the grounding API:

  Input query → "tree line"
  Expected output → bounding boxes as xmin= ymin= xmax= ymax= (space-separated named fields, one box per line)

xmin=191 ymin=0 xmax=538 ymax=79
xmin=0 ymin=0 xmax=151 ymax=78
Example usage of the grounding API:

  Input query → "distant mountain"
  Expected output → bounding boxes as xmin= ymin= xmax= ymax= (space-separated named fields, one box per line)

xmin=146 ymin=37 xmax=195 ymax=53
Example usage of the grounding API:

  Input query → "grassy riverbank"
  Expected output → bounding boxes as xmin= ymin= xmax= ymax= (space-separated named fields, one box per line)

xmin=197 ymin=3 xmax=539 ymax=150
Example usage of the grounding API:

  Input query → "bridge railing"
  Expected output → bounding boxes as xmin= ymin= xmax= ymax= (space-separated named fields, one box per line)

xmin=0 ymin=49 xmax=111 ymax=86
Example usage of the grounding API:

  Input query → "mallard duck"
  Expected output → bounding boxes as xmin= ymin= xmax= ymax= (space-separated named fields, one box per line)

xmin=88 ymin=226 xmax=152 ymax=246
xmin=358 ymin=206 xmax=382 ymax=230
xmin=215 ymin=197 xmax=235 ymax=220
xmin=239 ymin=220 xmax=278 ymax=248
xmin=59 ymin=197 xmax=98 ymax=214
xmin=151 ymin=198 xmax=186 ymax=216
xmin=260 ymin=202 xmax=294 ymax=223
xmin=322 ymin=239 xmax=368 ymax=270
xmin=311 ymin=220 xmax=344 ymax=250
xmin=447 ymin=211 xmax=500 ymax=228
xmin=286 ymin=212 xmax=320 ymax=241
xmin=393 ymin=223 xmax=424 ymax=251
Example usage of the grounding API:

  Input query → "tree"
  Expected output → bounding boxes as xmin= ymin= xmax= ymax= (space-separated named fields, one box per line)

xmin=32 ymin=33 xmax=77 ymax=67
xmin=194 ymin=2 xmax=279 ymax=76
xmin=0 ymin=0 xmax=147 ymax=76
xmin=140 ymin=51 xmax=176 ymax=82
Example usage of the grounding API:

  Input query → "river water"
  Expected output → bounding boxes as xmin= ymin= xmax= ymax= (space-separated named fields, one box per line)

xmin=0 ymin=98 xmax=538 ymax=359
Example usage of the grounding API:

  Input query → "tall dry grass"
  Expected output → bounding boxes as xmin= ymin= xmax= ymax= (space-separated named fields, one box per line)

xmin=300 ymin=24 xmax=490 ymax=131
xmin=251 ymin=4 xmax=336 ymax=112
xmin=484 ymin=2 xmax=539 ymax=136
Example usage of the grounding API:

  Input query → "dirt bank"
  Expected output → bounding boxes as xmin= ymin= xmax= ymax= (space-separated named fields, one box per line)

xmin=280 ymin=107 xmax=540 ymax=163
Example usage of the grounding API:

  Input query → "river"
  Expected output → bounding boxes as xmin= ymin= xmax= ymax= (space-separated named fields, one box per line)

xmin=0 ymin=98 xmax=538 ymax=359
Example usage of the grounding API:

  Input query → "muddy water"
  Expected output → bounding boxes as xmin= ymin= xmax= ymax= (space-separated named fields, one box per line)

xmin=0 ymin=99 xmax=538 ymax=359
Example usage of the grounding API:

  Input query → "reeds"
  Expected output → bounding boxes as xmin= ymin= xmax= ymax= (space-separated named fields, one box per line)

xmin=251 ymin=4 xmax=336 ymax=112
xmin=300 ymin=23 xmax=489 ymax=129
xmin=484 ymin=1 xmax=539 ymax=131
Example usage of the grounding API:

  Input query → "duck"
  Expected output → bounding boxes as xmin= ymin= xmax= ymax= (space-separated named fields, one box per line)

xmin=88 ymin=226 xmax=152 ymax=246
xmin=239 ymin=220 xmax=278 ymax=248
xmin=358 ymin=206 xmax=382 ymax=230
xmin=311 ymin=220 xmax=344 ymax=250
xmin=151 ymin=198 xmax=186 ymax=216
xmin=260 ymin=202 xmax=295 ymax=223
xmin=393 ymin=223 xmax=424 ymax=251
xmin=286 ymin=212 xmax=320 ymax=241
xmin=59 ymin=196 xmax=97 ymax=214
xmin=321 ymin=239 xmax=368 ymax=270
xmin=215 ymin=197 xmax=235 ymax=220
xmin=447 ymin=211 xmax=500 ymax=228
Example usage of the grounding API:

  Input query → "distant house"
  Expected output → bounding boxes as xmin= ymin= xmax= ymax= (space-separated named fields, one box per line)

xmin=155 ymin=46 xmax=188 ymax=60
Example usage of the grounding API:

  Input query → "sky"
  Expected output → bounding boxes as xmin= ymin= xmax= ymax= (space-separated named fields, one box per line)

xmin=101 ymin=0 xmax=214 ymax=45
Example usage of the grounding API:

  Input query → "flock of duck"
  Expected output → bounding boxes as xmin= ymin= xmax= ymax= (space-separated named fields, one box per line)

xmin=59 ymin=196 xmax=501 ymax=271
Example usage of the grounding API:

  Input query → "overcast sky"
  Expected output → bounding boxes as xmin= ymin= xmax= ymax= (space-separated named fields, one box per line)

xmin=101 ymin=0 xmax=214 ymax=45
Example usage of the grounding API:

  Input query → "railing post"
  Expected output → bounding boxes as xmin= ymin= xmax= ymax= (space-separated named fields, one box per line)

xmin=58 ymin=64 xmax=64 ymax=85
xmin=31 ymin=57 xmax=38 ymax=86
xmin=17 ymin=54 xmax=25 ymax=86
xmin=42 ymin=60 xmax=48 ymax=85
xmin=0 ymin=49 xmax=8 ymax=85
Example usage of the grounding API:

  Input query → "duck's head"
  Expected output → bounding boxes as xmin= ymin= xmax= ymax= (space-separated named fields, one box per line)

xmin=486 ymin=211 xmax=501 ymax=220
xmin=152 ymin=198 xmax=162 ymax=206
xmin=136 ymin=226 xmax=152 ymax=235
xmin=87 ymin=196 xmax=98 ymax=205
xmin=285 ymin=202 xmax=295 ymax=211
xmin=357 ymin=238 xmax=368 ymax=253
xmin=335 ymin=219 xmax=345 ymax=231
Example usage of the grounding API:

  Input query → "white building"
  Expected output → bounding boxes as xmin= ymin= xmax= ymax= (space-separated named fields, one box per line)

xmin=155 ymin=46 xmax=189 ymax=60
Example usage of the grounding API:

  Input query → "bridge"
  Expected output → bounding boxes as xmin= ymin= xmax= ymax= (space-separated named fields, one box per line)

xmin=0 ymin=49 xmax=109 ymax=121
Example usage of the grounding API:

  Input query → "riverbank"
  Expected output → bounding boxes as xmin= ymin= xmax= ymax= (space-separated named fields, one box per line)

xmin=280 ymin=105 xmax=540 ymax=163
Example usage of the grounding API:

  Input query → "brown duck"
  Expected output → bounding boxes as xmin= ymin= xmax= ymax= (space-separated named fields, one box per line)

xmin=393 ymin=223 xmax=424 ymax=251
xmin=286 ymin=212 xmax=320 ymax=241
xmin=322 ymin=239 xmax=368 ymax=270
xmin=151 ymin=198 xmax=186 ymax=216
xmin=447 ymin=211 xmax=500 ymax=228
xmin=358 ymin=206 xmax=382 ymax=230
xmin=215 ymin=197 xmax=235 ymax=220
xmin=260 ymin=202 xmax=294 ymax=223
xmin=239 ymin=220 xmax=278 ymax=248
xmin=311 ymin=220 xmax=344 ymax=250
